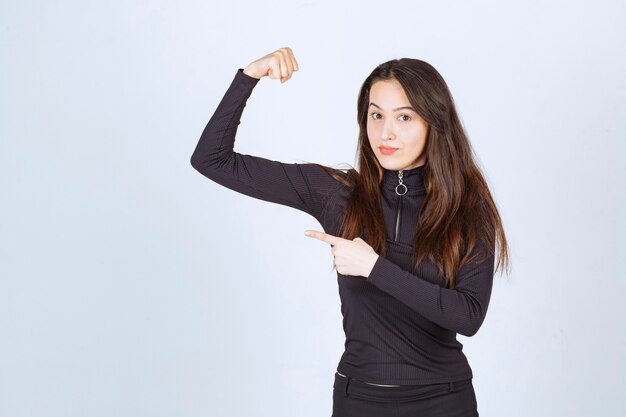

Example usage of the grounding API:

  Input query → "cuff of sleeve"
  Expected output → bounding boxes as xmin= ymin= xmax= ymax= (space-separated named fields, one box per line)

xmin=237 ymin=68 xmax=262 ymax=85
xmin=366 ymin=255 xmax=388 ymax=285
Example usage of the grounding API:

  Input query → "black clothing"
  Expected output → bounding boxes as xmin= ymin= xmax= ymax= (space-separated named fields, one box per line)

xmin=190 ymin=68 xmax=496 ymax=386
xmin=332 ymin=372 xmax=478 ymax=417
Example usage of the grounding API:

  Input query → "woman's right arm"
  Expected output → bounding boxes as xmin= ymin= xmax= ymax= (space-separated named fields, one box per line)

xmin=190 ymin=66 xmax=343 ymax=223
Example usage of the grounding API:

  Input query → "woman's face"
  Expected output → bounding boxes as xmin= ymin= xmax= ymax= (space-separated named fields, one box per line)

xmin=367 ymin=78 xmax=429 ymax=171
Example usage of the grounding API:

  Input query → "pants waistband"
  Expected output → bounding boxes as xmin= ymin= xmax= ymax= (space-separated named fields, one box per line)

xmin=333 ymin=371 xmax=473 ymax=402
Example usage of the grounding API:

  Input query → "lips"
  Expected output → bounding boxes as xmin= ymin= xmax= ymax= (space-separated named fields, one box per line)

xmin=379 ymin=146 xmax=398 ymax=155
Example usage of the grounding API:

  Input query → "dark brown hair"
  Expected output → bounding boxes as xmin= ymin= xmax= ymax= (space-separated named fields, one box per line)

xmin=311 ymin=58 xmax=510 ymax=288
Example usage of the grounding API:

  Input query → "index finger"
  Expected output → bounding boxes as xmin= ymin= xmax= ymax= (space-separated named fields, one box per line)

xmin=304 ymin=230 xmax=340 ymax=246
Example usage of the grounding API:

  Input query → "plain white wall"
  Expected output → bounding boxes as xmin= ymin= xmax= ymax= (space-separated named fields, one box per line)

xmin=1 ymin=0 xmax=624 ymax=416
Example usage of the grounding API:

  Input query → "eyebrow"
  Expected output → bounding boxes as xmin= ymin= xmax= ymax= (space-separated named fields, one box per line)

xmin=369 ymin=102 xmax=416 ymax=112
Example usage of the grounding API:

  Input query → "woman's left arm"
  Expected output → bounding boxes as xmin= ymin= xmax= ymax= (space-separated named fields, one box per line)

xmin=366 ymin=242 xmax=496 ymax=337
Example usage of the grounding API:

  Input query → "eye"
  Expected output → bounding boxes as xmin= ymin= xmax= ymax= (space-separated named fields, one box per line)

xmin=399 ymin=114 xmax=411 ymax=121
xmin=369 ymin=112 xmax=381 ymax=120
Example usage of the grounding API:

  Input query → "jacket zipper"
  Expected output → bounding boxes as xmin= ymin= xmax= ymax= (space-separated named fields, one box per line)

xmin=394 ymin=170 xmax=407 ymax=241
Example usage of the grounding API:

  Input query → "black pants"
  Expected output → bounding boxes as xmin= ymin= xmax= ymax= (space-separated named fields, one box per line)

xmin=332 ymin=372 xmax=479 ymax=417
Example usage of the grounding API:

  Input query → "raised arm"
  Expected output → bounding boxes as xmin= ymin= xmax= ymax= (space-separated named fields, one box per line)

xmin=191 ymin=52 xmax=343 ymax=222
xmin=366 ymin=240 xmax=496 ymax=337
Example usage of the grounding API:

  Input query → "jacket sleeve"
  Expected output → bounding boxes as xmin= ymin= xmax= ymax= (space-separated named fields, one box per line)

xmin=190 ymin=68 xmax=341 ymax=223
xmin=366 ymin=240 xmax=496 ymax=337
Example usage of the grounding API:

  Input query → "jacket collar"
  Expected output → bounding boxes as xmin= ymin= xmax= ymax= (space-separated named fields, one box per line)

xmin=382 ymin=164 xmax=427 ymax=196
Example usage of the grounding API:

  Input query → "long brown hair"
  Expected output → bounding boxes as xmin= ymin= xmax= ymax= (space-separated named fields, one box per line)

xmin=311 ymin=58 xmax=510 ymax=288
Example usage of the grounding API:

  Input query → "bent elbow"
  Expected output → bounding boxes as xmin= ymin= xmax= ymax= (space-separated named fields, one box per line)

xmin=190 ymin=147 xmax=233 ymax=176
xmin=458 ymin=317 xmax=486 ymax=337
xmin=190 ymin=152 xmax=217 ymax=176
xmin=459 ymin=326 xmax=479 ymax=337
xmin=190 ymin=153 xmax=203 ymax=171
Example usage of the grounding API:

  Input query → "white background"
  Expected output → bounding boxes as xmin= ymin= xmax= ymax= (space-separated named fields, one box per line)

xmin=1 ymin=1 xmax=624 ymax=416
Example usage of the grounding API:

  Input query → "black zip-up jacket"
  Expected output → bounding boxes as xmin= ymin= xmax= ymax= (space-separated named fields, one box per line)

xmin=190 ymin=68 xmax=496 ymax=385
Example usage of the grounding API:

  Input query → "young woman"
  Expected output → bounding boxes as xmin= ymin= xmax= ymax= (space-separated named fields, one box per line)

xmin=191 ymin=47 xmax=510 ymax=417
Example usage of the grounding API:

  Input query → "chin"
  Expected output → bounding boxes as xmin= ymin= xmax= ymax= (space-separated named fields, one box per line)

xmin=378 ymin=160 xmax=405 ymax=171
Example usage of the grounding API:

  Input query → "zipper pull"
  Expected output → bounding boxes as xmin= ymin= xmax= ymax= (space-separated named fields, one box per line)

xmin=395 ymin=170 xmax=407 ymax=196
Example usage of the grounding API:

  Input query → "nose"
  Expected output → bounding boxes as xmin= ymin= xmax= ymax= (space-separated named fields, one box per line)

xmin=381 ymin=120 xmax=396 ymax=142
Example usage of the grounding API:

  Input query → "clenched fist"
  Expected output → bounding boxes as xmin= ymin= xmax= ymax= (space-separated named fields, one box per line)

xmin=243 ymin=47 xmax=300 ymax=83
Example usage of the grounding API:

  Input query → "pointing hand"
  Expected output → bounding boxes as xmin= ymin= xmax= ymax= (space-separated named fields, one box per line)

xmin=304 ymin=230 xmax=379 ymax=278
